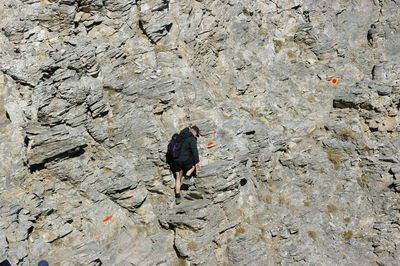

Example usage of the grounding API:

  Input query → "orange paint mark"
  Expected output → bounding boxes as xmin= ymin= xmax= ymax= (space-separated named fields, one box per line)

xmin=102 ymin=215 xmax=113 ymax=223
xmin=206 ymin=141 xmax=215 ymax=147
xmin=330 ymin=78 xmax=338 ymax=85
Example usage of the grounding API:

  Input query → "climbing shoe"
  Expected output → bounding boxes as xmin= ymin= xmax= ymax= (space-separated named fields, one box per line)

xmin=175 ymin=194 xmax=182 ymax=205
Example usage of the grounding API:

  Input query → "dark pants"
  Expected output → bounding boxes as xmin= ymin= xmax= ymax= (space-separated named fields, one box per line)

xmin=173 ymin=159 xmax=194 ymax=172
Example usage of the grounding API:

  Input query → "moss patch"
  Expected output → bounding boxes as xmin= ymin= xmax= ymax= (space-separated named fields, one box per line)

xmin=308 ymin=231 xmax=318 ymax=240
xmin=154 ymin=45 xmax=170 ymax=53
xmin=104 ymin=87 xmax=119 ymax=97
xmin=265 ymin=194 xmax=272 ymax=203
xmin=343 ymin=230 xmax=353 ymax=241
xmin=327 ymin=204 xmax=339 ymax=213
xmin=258 ymin=27 xmax=268 ymax=36
xmin=235 ymin=226 xmax=246 ymax=236
xmin=187 ymin=241 xmax=197 ymax=250
xmin=357 ymin=174 xmax=369 ymax=188
xmin=177 ymin=257 xmax=186 ymax=266
xmin=273 ymin=39 xmax=284 ymax=52
xmin=286 ymin=51 xmax=297 ymax=58
xmin=335 ymin=128 xmax=354 ymax=141
xmin=343 ymin=217 xmax=351 ymax=223
xmin=327 ymin=149 xmax=343 ymax=170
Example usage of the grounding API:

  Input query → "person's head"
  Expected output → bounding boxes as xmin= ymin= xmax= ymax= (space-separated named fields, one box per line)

xmin=189 ymin=125 xmax=200 ymax=138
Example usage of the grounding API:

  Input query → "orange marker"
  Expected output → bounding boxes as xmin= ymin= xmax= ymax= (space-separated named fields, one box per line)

xmin=330 ymin=78 xmax=338 ymax=85
xmin=102 ymin=215 xmax=112 ymax=223
xmin=206 ymin=141 xmax=215 ymax=147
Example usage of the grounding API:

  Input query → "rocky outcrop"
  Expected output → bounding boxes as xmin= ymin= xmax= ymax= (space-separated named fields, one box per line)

xmin=0 ymin=0 xmax=399 ymax=265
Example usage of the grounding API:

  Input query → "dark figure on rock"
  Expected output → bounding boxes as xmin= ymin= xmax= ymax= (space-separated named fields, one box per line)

xmin=166 ymin=125 xmax=201 ymax=204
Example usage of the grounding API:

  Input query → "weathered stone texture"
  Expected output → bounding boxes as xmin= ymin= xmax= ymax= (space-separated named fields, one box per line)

xmin=0 ymin=0 xmax=399 ymax=265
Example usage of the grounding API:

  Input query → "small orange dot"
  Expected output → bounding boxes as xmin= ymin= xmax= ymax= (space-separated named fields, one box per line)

xmin=330 ymin=78 xmax=338 ymax=85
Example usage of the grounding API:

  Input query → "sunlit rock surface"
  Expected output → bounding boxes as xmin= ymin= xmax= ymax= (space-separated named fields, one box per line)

xmin=0 ymin=0 xmax=399 ymax=265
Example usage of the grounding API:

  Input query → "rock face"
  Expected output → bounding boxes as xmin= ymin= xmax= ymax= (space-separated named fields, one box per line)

xmin=0 ymin=0 xmax=399 ymax=265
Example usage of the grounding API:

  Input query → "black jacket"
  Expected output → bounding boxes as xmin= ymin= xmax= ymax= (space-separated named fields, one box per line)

xmin=176 ymin=127 xmax=199 ymax=164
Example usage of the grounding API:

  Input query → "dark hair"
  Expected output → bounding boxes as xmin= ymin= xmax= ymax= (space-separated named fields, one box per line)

xmin=190 ymin=125 xmax=200 ymax=137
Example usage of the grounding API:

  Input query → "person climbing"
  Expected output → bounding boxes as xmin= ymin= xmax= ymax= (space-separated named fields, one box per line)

xmin=172 ymin=125 xmax=201 ymax=204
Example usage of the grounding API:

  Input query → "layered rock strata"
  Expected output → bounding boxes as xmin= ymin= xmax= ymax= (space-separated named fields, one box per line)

xmin=0 ymin=0 xmax=399 ymax=265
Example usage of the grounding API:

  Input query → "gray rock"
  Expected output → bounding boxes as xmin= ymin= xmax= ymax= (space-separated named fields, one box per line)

xmin=28 ymin=238 xmax=51 ymax=260
xmin=8 ymin=241 xmax=28 ymax=265
xmin=369 ymin=83 xmax=393 ymax=96
xmin=34 ymin=214 xmax=73 ymax=243
xmin=0 ymin=229 xmax=8 ymax=251
xmin=138 ymin=0 xmax=172 ymax=43
xmin=159 ymin=200 xmax=212 ymax=231
xmin=227 ymin=232 xmax=269 ymax=266
xmin=6 ymin=221 xmax=32 ymax=242
xmin=333 ymin=86 xmax=375 ymax=110
xmin=113 ymin=185 xmax=148 ymax=210
xmin=1 ymin=0 xmax=400 ymax=264
xmin=294 ymin=24 xmax=317 ymax=45
xmin=25 ymin=124 xmax=87 ymax=166
xmin=390 ymin=180 xmax=400 ymax=192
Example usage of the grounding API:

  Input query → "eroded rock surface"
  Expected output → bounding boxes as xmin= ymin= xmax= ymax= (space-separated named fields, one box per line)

xmin=0 ymin=0 xmax=399 ymax=265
